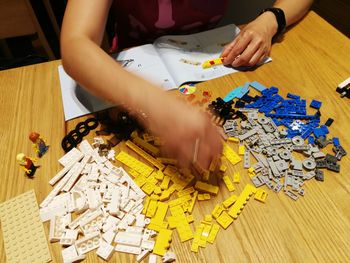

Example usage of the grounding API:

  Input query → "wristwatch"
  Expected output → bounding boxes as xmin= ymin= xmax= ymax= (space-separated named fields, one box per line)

xmin=260 ymin=7 xmax=286 ymax=38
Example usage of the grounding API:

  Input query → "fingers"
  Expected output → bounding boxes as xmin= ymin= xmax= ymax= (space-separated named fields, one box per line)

xmin=222 ymin=33 xmax=251 ymax=65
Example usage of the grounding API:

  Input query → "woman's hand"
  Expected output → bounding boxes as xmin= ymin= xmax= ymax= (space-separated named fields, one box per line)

xmin=221 ymin=11 xmax=278 ymax=68
xmin=146 ymin=92 xmax=222 ymax=169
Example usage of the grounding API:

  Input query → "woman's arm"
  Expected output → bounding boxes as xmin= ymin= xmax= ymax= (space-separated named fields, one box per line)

xmin=61 ymin=0 xmax=222 ymax=168
xmin=221 ymin=0 xmax=314 ymax=67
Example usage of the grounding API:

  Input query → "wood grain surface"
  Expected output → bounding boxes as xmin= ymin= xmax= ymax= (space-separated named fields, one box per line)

xmin=0 ymin=12 xmax=349 ymax=263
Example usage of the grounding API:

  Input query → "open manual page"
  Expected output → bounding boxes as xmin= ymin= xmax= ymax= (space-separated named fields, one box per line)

xmin=58 ymin=24 xmax=271 ymax=120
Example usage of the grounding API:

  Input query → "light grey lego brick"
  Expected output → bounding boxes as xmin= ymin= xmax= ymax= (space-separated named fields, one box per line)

xmin=243 ymin=150 xmax=250 ymax=169
xmin=284 ymin=189 xmax=299 ymax=201
xmin=312 ymin=151 xmax=326 ymax=159
xmin=302 ymin=158 xmax=316 ymax=170
xmin=290 ymin=159 xmax=303 ymax=171
xmin=275 ymin=160 xmax=289 ymax=172
xmin=251 ymin=176 xmax=264 ymax=188
xmin=237 ymin=128 xmax=258 ymax=141
xmin=273 ymin=182 xmax=283 ymax=193
xmin=292 ymin=145 xmax=310 ymax=152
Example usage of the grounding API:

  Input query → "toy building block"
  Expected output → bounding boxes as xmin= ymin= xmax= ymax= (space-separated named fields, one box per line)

xmin=223 ymin=194 xmax=238 ymax=208
xmin=222 ymin=175 xmax=235 ymax=192
xmin=228 ymin=184 xmax=256 ymax=219
xmin=114 ymin=232 xmax=142 ymax=247
xmin=219 ymin=164 xmax=227 ymax=173
xmin=132 ymin=136 xmax=160 ymax=156
xmin=75 ymin=231 xmax=101 ymax=255
xmin=233 ymin=172 xmax=240 ymax=183
xmin=202 ymin=57 xmax=224 ymax=69
xmin=115 ymin=244 xmax=142 ymax=255
xmin=191 ymin=225 xmax=204 ymax=252
xmin=149 ymin=202 xmax=169 ymax=231
xmin=249 ymin=81 xmax=267 ymax=92
xmin=216 ymin=211 xmax=233 ymax=229
xmin=227 ymin=137 xmax=239 ymax=142
xmin=29 ymin=132 xmax=49 ymax=157
xmin=238 ymin=144 xmax=245 ymax=155
xmin=310 ymin=99 xmax=322 ymax=109
xmin=207 ymin=224 xmax=220 ymax=244
xmin=153 ymin=228 xmax=172 ymax=256
xmin=195 ymin=181 xmax=219 ymax=195
xmin=222 ymin=142 xmax=242 ymax=165
xmin=136 ymin=249 xmax=151 ymax=262
xmin=61 ymin=245 xmax=86 ymax=263
xmin=162 ymin=251 xmax=177 ymax=263
xmin=211 ymin=204 xmax=225 ymax=219
xmin=0 ymin=190 xmax=51 ymax=263
xmin=96 ymin=240 xmax=114 ymax=261
xmin=126 ymin=140 xmax=165 ymax=170
xmin=254 ymin=189 xmax=268 ymax=203
xmin=115 ymin=151 xmax=154 ymax=177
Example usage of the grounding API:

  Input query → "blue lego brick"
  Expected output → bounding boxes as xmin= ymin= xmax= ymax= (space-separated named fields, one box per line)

xmin=223 ymin=86 xmax=244 ymax=102
xmin=313 ymin=128 xmax=326 ymax=138
xmin=236 ymin=83 xmax=250 ymax=99
xmin=320 ymin=125 xmax=329 ymax=135
xmin=249 ymin=81 xmax=267 ymax=92
xmin=266 ymin=113 xmax=316 ymax=120
xmin=308 ymin=136 xmax=315 ymax=145
xmin=287 ymin=93 xmax=300 ymax=100
xmin=301 ymin=127 xmax=314 ymax=139
xmin=333 ymin=137 xmax=340 ymax=147
xmin=310 ymin=99 xmax=322 ymax=109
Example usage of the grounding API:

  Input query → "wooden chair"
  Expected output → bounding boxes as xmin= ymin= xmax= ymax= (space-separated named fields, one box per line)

xmin=0 ymin=0 xmax=55 ymax=60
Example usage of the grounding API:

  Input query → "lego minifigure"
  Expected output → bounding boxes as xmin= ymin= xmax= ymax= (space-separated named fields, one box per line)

xmin=16 ymin=153 xmax=39 ymax=177
xmin=29 ymin=132 xmax=49 ymax=157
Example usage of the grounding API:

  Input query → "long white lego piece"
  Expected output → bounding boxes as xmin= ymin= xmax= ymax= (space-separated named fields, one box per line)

xmin=59 ymin=147 xmax=84 ymax=167
xmin=62 ymin=154 xmax=91 ymax=192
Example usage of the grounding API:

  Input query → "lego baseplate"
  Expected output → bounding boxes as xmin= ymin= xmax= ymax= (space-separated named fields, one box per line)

xmin=0 ymin=189 xmax=51 ymax=263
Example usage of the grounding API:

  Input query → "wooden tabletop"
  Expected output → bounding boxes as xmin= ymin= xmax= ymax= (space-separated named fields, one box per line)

xmin=0 ymin=11 xmax=349 ymax=263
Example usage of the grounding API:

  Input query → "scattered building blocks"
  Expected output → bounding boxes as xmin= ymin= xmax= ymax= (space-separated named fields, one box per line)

xmin=216 ymin=211 xmax=234 ymax=229
xmin=195 ymin=181 xmax=219 ymax=195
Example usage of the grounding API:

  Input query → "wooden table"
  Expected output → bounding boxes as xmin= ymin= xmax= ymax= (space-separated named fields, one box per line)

xmin=0 ymin=11 xmax=349 ymax=263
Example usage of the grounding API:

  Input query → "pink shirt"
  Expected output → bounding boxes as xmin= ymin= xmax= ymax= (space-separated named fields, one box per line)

xmin=111 ymin=0 xmax=228 ymax=49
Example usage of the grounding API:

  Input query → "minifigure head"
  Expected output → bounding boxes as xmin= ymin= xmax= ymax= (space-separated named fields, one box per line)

xmin=29 ymin=132 xmax=40 ymax=142
xmin=16 ymin=153 xmax=26 ymax=165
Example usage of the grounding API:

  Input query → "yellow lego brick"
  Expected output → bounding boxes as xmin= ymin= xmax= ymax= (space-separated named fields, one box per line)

xmin=142 ymin=133 xmax=155 ymax=142
xmin=227 ymin=137 xmax=239 ymax=143
xmin=187 ymin=214 xmax=195 ymax=224
xmin=134 ymin=175 xmax=147 ymax=188
xmin=142 ymin=182 xmax=156 ymax=196
xmin=216 ymin=211 xmax=233 ymax=229
xmin=254 ymin=189 xmax=268 ymax=203
xmin=201 ymin=224 xmax=212 ymax=240
xmin=156 ymin=157 xmax=178 ymax=166
xmin=128 ymin=169 xmax=140 ymax=178
xmin=115 ymin=151 xmax=153 ymax=177
xmin=202 ymin=57 xmax=224 ymax=69
xmin=187 ymin=191 xmax=198 ymax=214
xmin=248 ymin=167 xmax=255 ymax=174
xmin=154 ymin=186 xmax=162 ymax=195
xmin=219 ymin=164 xmax=227 ymax=173
xmin=167 ymin=216 xmax=178 ymax=229
xmin=191 ymin=225 xmax=204 ymax=253
xmin=153 ymin=228 xmax=172 ymax=256
xmin=233 ymin=172 xmax=240 ymax=183
xmin=194 ymin=181 xmax=219 ymax=195
xmin=177 ymin=187 xmax=195 ymax=197
xmin=142 ymin=197 xmax=150 ymax=214
xmin=248 ymin=170 xmax=256 ymax=178
xmin=154 ymin=170 xmax=165 ymax=181
xmin=169 ymin=206 xmax=194 ymax=242
xmin=222 ymin=175 xmax=235 ymax=192
xmin=160 ymin=176 xmax=170 ymax=190
xmin=167 ymin=184 xmax=177 ymax=194
xmin=228 ymin=184 xmax=256 ymax=219
xmin=132 ymin=136 xmax=160 ymax=157
xmin=198 ymin=238 xmax=207 ymax=248
xmin=209 ymin=156 xmax=220 ymax=172
xmin=238 ymin=145 xmax=245 ymax=155
xmin=150 ymin=202 xmax=168 ymax=226
xmin=222 ymin=142 xmax=242 ymax=166
xmin=125 ymin=140 xmax=165 ymax=170
xmin=150 ymin=194 xmax=160 ymax=201
xmin=203 ymin=193 xmax=211 ymax=200
xmin=146 ymin=173 xmax=158 ymax=184
xmin=207 ymin=224 xmax=220 ymax=244
xmin=168 ymin=195 xmax=191 ymax=208
xmin=159 ymin=190 xmax=171 ymax=201
xmin=197 ymin=194 xmax=205 ymax=201
xmin=202 ymin=170 xmax=210 ymax=181
xmin=146 ymin=199 xmax=158 ymax=218
xmin=222 ymin=194 xmax=238 ymax=209
xmin=204 ymin=214 xmax=212 ymax=222
xmin=212 ymin=204 xmax=225 ymax=219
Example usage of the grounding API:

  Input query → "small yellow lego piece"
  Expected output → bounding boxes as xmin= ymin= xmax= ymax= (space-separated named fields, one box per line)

xmin=153 ymin=228 xmax=172 ymax=256
xmin=146 ymin=173 xmax=158 ymax=184
xmin=194 ymin=181 xmax=219 ymax=195
xmin=202 ymin=57 xmax=224 ymax=69
xmin=146 ymin=199 xmax=158 ymax=218
xmin=142 ymin=197 xmax=150 ymax=214
xmin=219 ymin=164 xmax=227 ymax=173
xmin=177 ymin=187 xmax=195 ymax=197
xmin=187 ymin=214 xmax=195 ymax=224
xmin=156 ymin=157 xmax=178 ymax=166
xmin=134 ymin=175 xmax=147 ymax=188
xmin=159 ymin=176 xmax=170 ymax=190
xmin=202 ymin=170 xmax=210 ymax=181
xmin=169 ymin=205 xmax=193 ymax=242
xmin=211 ymin=204 xmax=225 ymax=219
xmin=187 ymin=191 xmax=198 ymax=214
xmin=125 ymin=140 xmax=165 ymax=170
xmin=222 ymin=175 xmax=235 ymax=192
xmin=254 ymin=189 xmax=268 ymax=203
xmin=238 ymin=145 xmax=245 ymax=155
xmin=197 ymin=194 xmax=205 ymax=201
xmin=222 ymin=194 xmax=238 ymax=209
xmin=154 ymin=170 xmax=165 ymax=181
xmin=191 ymin=225 xmax=204 ymax=253
xmin=149 ymin=202 xmax=168 ymax=229
xmin=233 ymin=172 xmax=240 ymax=183
xmin=248 ymin=167 xmax=255 ymax=174
xmin=222 ymin=143 xmax=242 ymax=166
xmin=168 ymin=195 xmax=191 ymax=208
xmin=227 ymin=137 xmax=239 ymax=143
xmin=132 ymin=136 xmax=160 ymax=157
xmin=159 ymin=190 xmax=171 ymax=201
xmin=203 ymin=193 xmax=211 ymax=200
xmin=228 ymin=184 xmax=256 ymax=219
xmin=209 ymin=156 xmax=220 ymax=172
xmin=204 ymin=214 xmax=212 ymax=222
xmin=142 ymin=182 xmax=156 ymax=196
xmin=216 ymin=211 xmax=233 ymax=229
xmin=154 ymin=186 xmax=162 ymax=195
xmin=128 ymin=169 xmax=140 ymax=178
xmin=115 ymin=151 xmax=153 ymax=177
xmin=207 ymin=224 xmax=220 ymax=244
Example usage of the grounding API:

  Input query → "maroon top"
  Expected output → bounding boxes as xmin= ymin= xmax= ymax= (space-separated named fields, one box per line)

xmin=111 ymin=0 xmax=228 ymax=50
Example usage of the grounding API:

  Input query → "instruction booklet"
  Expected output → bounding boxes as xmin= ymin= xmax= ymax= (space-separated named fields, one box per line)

xmin=58 ymin=24 xmax=271 ymax=120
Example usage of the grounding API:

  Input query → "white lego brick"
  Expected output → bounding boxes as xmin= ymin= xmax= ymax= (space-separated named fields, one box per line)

xmin=49 ymin=214 xmax=71 ymax=242
xmin=104 ymin=160 xmax=115 ymax=169
xmin=49 ymin=161 xmax=77 ymax=186
xmin=119 ymin=167 xmax=146 ymax=198
xmin=39 ymin=204 xmax=67 ymax=222
xmin=61 ymin=245 xmax=86 ymax=263
xmin=59 ymin=147 xmax=84 ymax=167
xmin=79 ymin=209 xmax=104 ymax=235
xmin=79 ymin=140 xmax=94 ymax=155
xmin=149 ymin=254 xmax=157 ymax=263
xmin=135 ymin=214 xmax=146 ymax=227
xmin=115 ymin=244 xmax=142 ymax=255
xmin=141 ymin=239 xmax=155 ymax=250
xmin=102 ymin=228 xmax=116 ymax=244
xmin=108 ymin=188 xmax=121 ymax=216
xmin=114 ymin=231 xmax=142 ymax=247
xmin=68 ymin=209 xmax=93 ymax=230
xmin=102 ymin=215 xmax=120 ymax=233
xmin=137 ymin=249 xmax=151 ymax=262
xmin=62 ymin=161 xmax=86 ymax=192
xmin=86 ymin=188 xmax=102 ymax=210
xmin=82 ymin=163 xmax=92 ymax=175
xmin=107 ymin=150 xmax=116 ymax=161
xmin=122 ymin=200 xmax=135 ymax=213
xmin=71 ymin=191 xmax=88 ymax=214
xmin=126 ymin=226 xmax=144 ymax=235
xmin=60 ymin=229 xmax=79 ymax=246
xmin=96 ymin=240 xmax=114 ymax=261
xmin=162 ymin=251 xmax=177 ymax=263
xmin=75 ymin=231 xmax=101 ymax=255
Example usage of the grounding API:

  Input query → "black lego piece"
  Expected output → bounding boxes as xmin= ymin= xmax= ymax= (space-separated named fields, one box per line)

xmin=325 ymin=118 xmax=334 ymax=127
